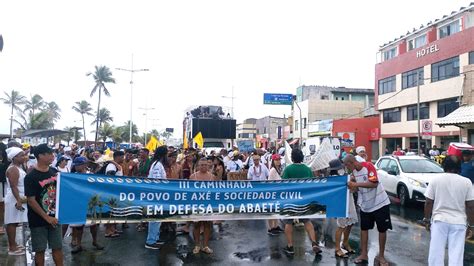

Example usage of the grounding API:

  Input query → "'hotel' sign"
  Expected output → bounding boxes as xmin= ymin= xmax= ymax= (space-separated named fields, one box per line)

xmin=416 ymin=44 xmax=439 ymax=58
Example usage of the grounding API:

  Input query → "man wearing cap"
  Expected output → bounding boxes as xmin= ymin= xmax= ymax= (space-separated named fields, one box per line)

xmin=355 ymin=146 xmax=367 ymax=163
xmin=226 ymin=151 xmax=243 ymax=173
xmin=24 ymin=144 xmax=64 ymax=266
xmin=461 ymin=150 xmax=474 ymax=183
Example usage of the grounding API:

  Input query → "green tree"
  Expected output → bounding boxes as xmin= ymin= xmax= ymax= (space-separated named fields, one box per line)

xmin=161 ymin=131 xmax=172 ymax=140
xmin=120 ymin=121 xmax=138 ymax=143
xmin=72 ymin=100 xmax=93 ymax=143
xmin=45 ymin=101 xmax=61 ymax=127
xmin=111 ymin=126 xmax=124 ymax=147
xmin=98 ymin=123 xmax=115 ymax=148
xmin=62 ymin=127 xmax=83 ymax=145
xmin=87 ymin=65 xmax=116 ymax=146
xmin=92 ymin=108 xmax=113 ymax=129
xmin=0 ymin=90 xmax=26 ymax=138
xmin=15 ymin=111 xmax=53 ymax=130
xmin=24 ymin=94 xmax=45 ymax=117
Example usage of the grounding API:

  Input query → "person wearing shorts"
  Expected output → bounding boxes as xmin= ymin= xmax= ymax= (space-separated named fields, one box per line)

xmin=344 ymin=154 xmax=391 ymax=266
xmin=280 ymin=149 xmax=321 ymax=255
xmin=25 ymin=144 xmax=64 ymax=266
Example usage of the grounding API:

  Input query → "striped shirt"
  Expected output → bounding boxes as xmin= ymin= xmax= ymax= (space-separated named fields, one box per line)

xmin=352 ymin=162 xmax=390 ymax=213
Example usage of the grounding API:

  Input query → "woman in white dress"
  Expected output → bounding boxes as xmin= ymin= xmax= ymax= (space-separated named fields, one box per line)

xmin=4 ymin=147 xmax=28 ymax=256
xmin=327 ymin=159 xmax=358 ymax=259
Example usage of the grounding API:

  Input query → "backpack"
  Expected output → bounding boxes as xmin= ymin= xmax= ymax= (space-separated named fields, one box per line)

xmin=97 ymin=161 xmax=113 ymax=175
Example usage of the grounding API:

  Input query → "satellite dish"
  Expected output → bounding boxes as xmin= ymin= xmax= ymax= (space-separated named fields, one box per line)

xmin=0 ymin=35 xmax=3 ymax=52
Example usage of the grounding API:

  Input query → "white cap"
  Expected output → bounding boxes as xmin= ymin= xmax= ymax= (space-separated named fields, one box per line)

xmin=64 ymin=146 xmax=72 ymax=152
xmin=6 ymin=147 xmax=23 ymax=161
xmin=355 ymin=146 xmax=366 ymax=154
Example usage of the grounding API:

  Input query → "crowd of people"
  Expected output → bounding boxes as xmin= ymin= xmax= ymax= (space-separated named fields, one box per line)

xmin=0 ymin=139 xmax=473 ymax=265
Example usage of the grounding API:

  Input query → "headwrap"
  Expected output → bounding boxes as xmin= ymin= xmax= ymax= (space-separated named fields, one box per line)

xmin=6 ymin=147 xmax=23 ymax=161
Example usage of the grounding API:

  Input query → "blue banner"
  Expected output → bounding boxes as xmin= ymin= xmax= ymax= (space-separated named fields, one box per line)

xmin=57 ymin=173 xmax=349 ymax=224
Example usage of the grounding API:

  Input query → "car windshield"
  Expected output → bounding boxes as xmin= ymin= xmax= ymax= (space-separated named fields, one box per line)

xmin=399 ymin=159 xmax=443 ymax=173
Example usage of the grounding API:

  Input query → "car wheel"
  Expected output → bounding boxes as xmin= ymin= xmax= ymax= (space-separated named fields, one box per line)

xmin=398 ymin=185 xmax=410 ymax=207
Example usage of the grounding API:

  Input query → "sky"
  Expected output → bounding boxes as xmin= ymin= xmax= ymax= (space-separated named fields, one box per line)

xmin=0 ymin=0 xmax=470 ymax=141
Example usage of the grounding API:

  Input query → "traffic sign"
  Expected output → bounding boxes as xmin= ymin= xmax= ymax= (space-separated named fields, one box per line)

xmin=263 ymin=93 xmax=293 ymax=105
xmin=422 ymin=120 xmax=432 ymax=140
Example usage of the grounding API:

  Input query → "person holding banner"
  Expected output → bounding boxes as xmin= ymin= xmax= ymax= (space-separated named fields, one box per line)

xmin=344 ymin=154 xmax=391 ymax=266
xmin=190 ymin=158 xmax=216 ymax=254
xmin=24 ymin=144 xmax=64 ymax=266
xmin=69 ymin=156 xmax=104 ymax=254
xmin=281 ymin=149 xmax=322 ymax=255
xmin=247 ymin=155 xmax=269 ymax=181
xmin=326 ymin=159 xmax=358 ymax=259
xmin=145 ymin=146 xmax=168 ymax=250
xmin=267 ymin=154 xmax=284 ymax=235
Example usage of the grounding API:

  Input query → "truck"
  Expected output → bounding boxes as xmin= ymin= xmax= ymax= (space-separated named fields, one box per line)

xmin=183 ymin=105 xmax=236 ymax=152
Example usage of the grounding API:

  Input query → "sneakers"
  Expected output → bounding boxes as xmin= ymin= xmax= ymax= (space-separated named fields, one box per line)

xmin=267 ymin=229 xmax=278 ymax=236
xmin=312 ymin=242 xmax=322 ymax=255
xmin=8 ymin=249 xmax=25 ymax=256
xmin=283 ymin=245 xmax=294 ymax=254
xmin=71 ymin=245 xmax=83 ymax=254
xmin=275 ymin=226 xmax=284 ymax=233
xmin=145 ymin=242 xmax=163 ymax=250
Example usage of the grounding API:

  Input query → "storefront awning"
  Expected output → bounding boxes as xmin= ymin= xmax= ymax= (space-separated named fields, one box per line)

xmin=289 ymin=138 xmax=299 ymax=145
xmin=436 ymin=105 xmax=474 ymax=127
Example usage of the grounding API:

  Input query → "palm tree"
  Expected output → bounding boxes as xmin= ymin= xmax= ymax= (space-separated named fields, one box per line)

xmin=161 ymin=131 xmax=172 ymax=141
xmin=45 ymin=101 xmax=61 ymax=127
xmin=72 ymin=100 xmax=93 ymax=144
xmin=106 ymin=197 xmax=118 ymax=221
xmin=15 ymin=111 xmax=53 ymax=130
xmin=112 ymin=127 xmax=124 ymax=147
xmin=87 ymin=65 xmax=116 ymax=146
xmin=62 ymin=127 xmax=83 ymax=145
xmin=98 ymin=123 xmax=115 ymax=148
xmin=91 ymin=108 xmax=113 ymax=129
xmin=0 ymin=90 xmax=26 ymax=138
xmin=121 ymin=121 xmax=138 ymax=143
xmin=24 ymin=94 xmax=45 ymax=117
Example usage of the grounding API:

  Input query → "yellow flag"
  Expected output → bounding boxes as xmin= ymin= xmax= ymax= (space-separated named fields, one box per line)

xmin=193 ymin=132 xmax=204 ymax=149
xmin=146 ymin=136 xmax=159 ymax=152
xmin=104 ymin=148 xmax=111 ymax=156
xmin=183 ymin=133 xmax=189 ymax=149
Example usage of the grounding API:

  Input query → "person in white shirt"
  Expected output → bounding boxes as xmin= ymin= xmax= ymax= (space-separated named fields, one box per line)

xmin=55 ymin=157 xmax=70 ymax=173
xmin=247 ymin=155 xmax=269 ymax=181
xmin=355 ymin=146 xmax=367 ymax=163
xmin=423 ymin=155 xmax=474 ymax=266
xmin=428 ymin=145 xmax=440 ymax=159
xmin=105 ymin=151 xmax=124 ymax=177
xmin=267 ymin=154 xmax=284 ymax=235
xmin=226 ymin=151 xmax=243 ymax=173
xmin=145 ymin=146 xmax=168 ymax=250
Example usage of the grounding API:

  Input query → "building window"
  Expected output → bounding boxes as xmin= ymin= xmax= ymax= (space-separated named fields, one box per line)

xmin=383 ymin=108 xmax=401 ymax=123
xmin=263 ymin=127 xmax=266 ymax=134
xmin=408 ymin=35 xmax=427 ymax=51
xmin=439 ymin=20 xmax=461 ymax=39
xmin=437 ymin=98 xmax=459 ymax=118
xmin=341 ymin=97 xmax=345 ymax=101
xmin=431 ymin=56 xmax=459 ymax=82
xmin=383 ymin=47 xmax=397 ymax=61
xmin=402 ymin=67 xmax=424 ymax=89
xmin=303 ymin=118 xmax=307 ymax=129
xmin=378 ymin=76 xmax=396 ymax=95
xmin=470 ymin=51 xmax=474 ymax=65
xmin=295 ymin=120 xmax=298 ymax=131
xmin=407 ymin=103 xmax=430 ymax=121
xmin=321 ymin=95 xmax=329 ymax=100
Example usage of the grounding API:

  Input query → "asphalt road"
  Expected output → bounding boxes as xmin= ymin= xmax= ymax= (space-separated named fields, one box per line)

xmin=1 ymin=200 xmax=473 ymax=265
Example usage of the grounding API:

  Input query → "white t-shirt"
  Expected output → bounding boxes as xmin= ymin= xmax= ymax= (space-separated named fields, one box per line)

xmin=57 ymin=166 xmax=70 ymax=173
xmin=105 ymin=163 xmax=123 ymax=176
xmin=247 ymin=164 xmax=269 ymax=181
xmin=226 ymin=160 xmax=243 ymax=173
xmin=148 ymin=161 xmax=167 ymax=179
xmin=424 ymin=173 xmax=474 ymax=225
xmin=268 ymin=167 xmax=282 ymax=180
xmin=352 ymin=162 xmax=390 ymax=213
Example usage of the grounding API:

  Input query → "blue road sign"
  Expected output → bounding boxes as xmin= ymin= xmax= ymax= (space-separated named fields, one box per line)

xmin=263 ymin=93 xmax=293 ymax=105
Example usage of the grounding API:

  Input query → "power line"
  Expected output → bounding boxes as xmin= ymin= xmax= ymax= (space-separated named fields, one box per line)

xmin=342 ymin=69 xmax=474 ymax=119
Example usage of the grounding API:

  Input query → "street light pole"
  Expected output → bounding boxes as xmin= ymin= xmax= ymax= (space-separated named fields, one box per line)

xmin=417 ymin=69 xmax=421 ymax=154
xmin=294 ymin=99 xmax=303 ymax=149
xmin=116 ymin=54 xmax=149 ymax=147
xmin=139 ymin=107 xmax=155 ymax=146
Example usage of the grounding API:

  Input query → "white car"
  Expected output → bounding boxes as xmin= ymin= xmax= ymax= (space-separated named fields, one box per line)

xmin=375 ymin=155 xmax=444 ymax=206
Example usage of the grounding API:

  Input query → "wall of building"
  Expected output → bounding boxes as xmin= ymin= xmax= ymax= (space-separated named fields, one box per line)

xmin=333 ymin=116 xmax=380 ymax=161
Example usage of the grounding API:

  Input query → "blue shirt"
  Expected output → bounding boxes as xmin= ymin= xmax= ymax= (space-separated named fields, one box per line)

xmin=460 ymin=160 xmax=474 ymax=183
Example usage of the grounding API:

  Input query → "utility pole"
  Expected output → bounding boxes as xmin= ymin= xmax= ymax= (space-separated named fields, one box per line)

xmin=417 ymin=69 xmax=421 ymax=154
xmin=116 ymin=54 xmax=149 ymax=147
xmin=293 ymin=96 xmax=303 ymax=149
xmin=139 ymin=107 xmax=155 ymax=145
